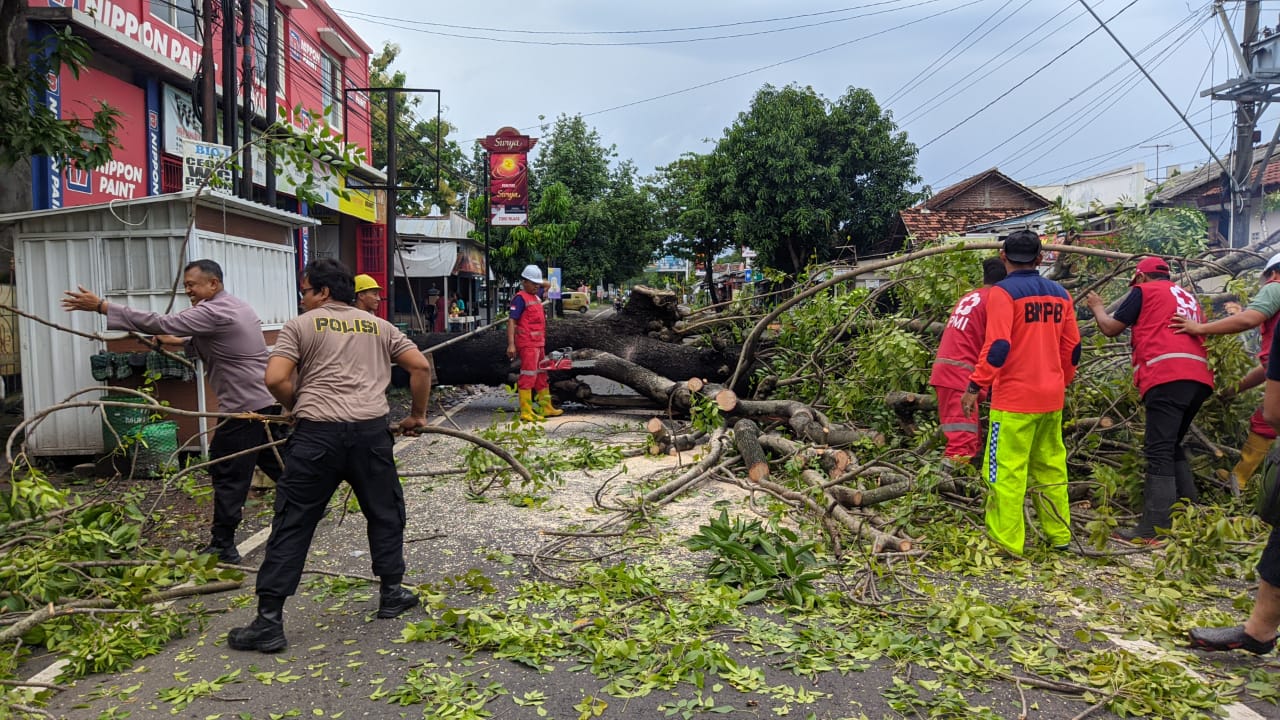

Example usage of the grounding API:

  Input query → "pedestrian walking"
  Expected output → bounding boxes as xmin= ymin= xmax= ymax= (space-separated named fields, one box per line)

xmin=506 ymin=264 xmax=563 ymax=422
xmin=930 ymin=257 xmax=1007 ymax=477
xmin=62 ymin=260 xmax=285 ymax=564
xmin=227 ymin=258 xmax=432 ymax=653
xmin=1187 ymin=321 xmax=1280 ymax=655
xmin=1086 ymin=256 xmax=1214 ymax=542
xmin=962 ymin=230 xmax=1081 ymax=556
xmin=1173 ymin=252 xmax=1280 ymax=495
xmin=353 ymin=274 xmax=382 ymax=315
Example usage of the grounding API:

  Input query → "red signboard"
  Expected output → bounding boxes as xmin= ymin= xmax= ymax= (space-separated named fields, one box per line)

xmin=481 ymin=128 xmax=537 ymax=227
xmin=488 ymin=153 xmax=530 ymax=226
xmin=61 ymin=66 xmax=148 ymax=206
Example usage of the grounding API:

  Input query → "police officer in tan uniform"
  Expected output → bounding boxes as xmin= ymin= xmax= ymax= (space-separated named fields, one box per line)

xmin=228 ymin=259 xmax=432 ymax=653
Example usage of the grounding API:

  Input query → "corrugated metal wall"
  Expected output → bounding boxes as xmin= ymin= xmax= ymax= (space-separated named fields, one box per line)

xmin=16 ymin=206 xmax=297 ymax=455
xmin=18 ymin=235 xmax=103 ymax=455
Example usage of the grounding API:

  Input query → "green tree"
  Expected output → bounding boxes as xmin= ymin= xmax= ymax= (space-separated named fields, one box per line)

xmin=703 ymin=83 xmax=920 ymax=276
xmin=525 ymin=115 xmax=661 ymax=287
xmin=531 ymin=114 xmax=613 ymax=204
xmin=368 ymin=42 xmax=468 ymax=215
xmin=652 ymin=152 xmax=732 ymax=303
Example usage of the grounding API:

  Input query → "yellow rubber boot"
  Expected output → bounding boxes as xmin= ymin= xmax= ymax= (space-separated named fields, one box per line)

xmin=1231 ymin=432 xmax=1274 ymax=491
xmin=536 ymin=389 xmax=563 ymax=417
xmin=518 ymin=389 xmax=541 ymax=422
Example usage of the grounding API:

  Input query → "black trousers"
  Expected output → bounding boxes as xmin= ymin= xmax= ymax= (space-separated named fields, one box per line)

xmin=208 ymin=405 xmax=287 ymax=538
xmin=1143 ymin=380 xmax=1212 ymax=477
xmin=255 ymin=417 xmax=405 ymax=599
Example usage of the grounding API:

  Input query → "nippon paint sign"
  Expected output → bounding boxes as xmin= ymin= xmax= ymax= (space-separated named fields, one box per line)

xmin=51 ymin=66 xmax=149 ymax=207
xmin=32 ymin=0 xmax=204 ymax=74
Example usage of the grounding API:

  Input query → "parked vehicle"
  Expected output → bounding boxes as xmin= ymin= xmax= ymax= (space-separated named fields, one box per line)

xmin=563 ymin=292 xmax=591 ymax=314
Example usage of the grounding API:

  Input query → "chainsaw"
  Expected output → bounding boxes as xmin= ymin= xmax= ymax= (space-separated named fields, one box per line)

xmin=539 ymin=347 xmax=598 ymax=371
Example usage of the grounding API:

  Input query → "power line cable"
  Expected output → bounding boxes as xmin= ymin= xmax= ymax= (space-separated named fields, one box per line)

xmin=1074 ymin=0 xmax=1231 ymax=181
xmin=938 ymin=4 xmax=1207 ymax=182
xmin=917 ymin=0 xmax=1141 ymax=151
xmin=519 ymin=0 xmax=985 ymax=129
xmin=336 ymin=0 xmax=952 ymax=47
xmin=331 ymin=0 xmax=912 ymax=36
xmin=1005 ymin=13 xmax=1208 ymax=178
xmin=884 ymin=0 xmax=1026 ymax=106
xmin=893 ymin=2 xmax=1082 ymax=126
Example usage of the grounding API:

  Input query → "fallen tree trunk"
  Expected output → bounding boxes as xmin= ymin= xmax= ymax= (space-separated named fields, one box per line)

xmin=416 ymin=318 xmax=738 ymax=386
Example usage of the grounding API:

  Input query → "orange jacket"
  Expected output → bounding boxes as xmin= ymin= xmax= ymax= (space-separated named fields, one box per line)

xmin=969 ymin=270 xmax=1081 ymax=413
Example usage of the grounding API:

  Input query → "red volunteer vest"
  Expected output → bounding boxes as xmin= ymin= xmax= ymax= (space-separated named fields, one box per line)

xmin=1131 ymin=280 xmax=1213 ymax=395
xmin=513 ymin=289 xmax=546 ymax=350
xmin=1260 ymin=278 xmax=1280 ymax=365
xmin=930 ymin=287 xmax=990 ymax=391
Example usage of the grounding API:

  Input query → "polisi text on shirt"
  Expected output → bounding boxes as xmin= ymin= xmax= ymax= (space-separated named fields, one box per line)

xmin=314 ymin=317 xmax=379 ymax=335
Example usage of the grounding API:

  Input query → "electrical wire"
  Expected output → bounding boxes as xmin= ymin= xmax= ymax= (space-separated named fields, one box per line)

xmin=893 ymin=2 xmax=1082 ymax=126
xmin=330 ymin=0 xmax=913 ymax=36
xmin=883 ymin=0 xmax=1026 ymax=106
xmin=935 ymin=4 xmax=1209 ymax=183
xmin=517 ymin=0 xmax=985 ymax=129
xmin=1004 ymin=11 xmax=1209 ymax=177
xmin=336 ymin=0 xmax=953 ymax=47
xmin=917 ymin=0 xmax=1142 ymax=151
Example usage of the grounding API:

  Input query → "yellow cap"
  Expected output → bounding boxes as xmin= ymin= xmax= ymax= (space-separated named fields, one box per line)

xmin=354 ymin=274 xmax=381 ymax=294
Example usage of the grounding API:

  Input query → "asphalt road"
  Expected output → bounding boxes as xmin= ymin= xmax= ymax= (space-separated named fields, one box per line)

xmin=20 ymin=387 xmax=1280 ymax=720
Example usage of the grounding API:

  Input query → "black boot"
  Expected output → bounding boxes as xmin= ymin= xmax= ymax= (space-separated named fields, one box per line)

xmin=200 ymin=530 xmax=241 ymax=564
xmin=228 ymin=595 xmax=287 ymax=653
xmin=377 ymin=583 xmax=420 ymax=619
xmin=1114 ymin=474 xmax=1176 ymax=543
xmin=1174 ymin=461 xmax=1199 ymax=504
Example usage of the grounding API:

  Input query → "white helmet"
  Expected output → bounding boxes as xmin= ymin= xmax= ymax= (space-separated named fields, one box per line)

xmin=521 ymin=264 xmax=544 ymax=283
xmin=1266 ymin=252 xmax=1280 ymax=275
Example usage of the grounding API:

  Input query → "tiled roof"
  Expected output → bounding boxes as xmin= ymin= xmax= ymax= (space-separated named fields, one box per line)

xmin=898 ymin=208 xmax=1030 ymax=240
xmin=1153 ymin=145 xmax=1280 ymax=204
xmin=923 ymin=168 xmax=1047 ymax=210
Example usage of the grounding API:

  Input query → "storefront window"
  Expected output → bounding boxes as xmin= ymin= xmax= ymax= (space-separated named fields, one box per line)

xmin=321 ymin=51 xmax=343 ymax=130
xmin=150 ymin=0 xmax=200 ymax=39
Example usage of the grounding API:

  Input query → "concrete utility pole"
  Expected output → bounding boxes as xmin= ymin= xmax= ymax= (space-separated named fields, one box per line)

xmin=1229 ymin=1 xmax=1261 ymax=249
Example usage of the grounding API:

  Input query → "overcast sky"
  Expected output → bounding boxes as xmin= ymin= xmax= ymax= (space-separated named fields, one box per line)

xmin=332 ymin=0 xmax=1277 ymax=193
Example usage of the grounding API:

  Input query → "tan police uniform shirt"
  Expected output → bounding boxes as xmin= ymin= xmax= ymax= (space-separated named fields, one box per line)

xmin=272 ymin=302 xmax=417 ymax=422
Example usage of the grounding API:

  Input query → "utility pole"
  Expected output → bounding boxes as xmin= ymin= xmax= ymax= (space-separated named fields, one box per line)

xmin=1229 ymin=1 xmax=1261 ymax=249
xmin=239 ymin=0 xmax=253 ymax=200
xmin=265 ymin=3 xmax=278 ymax=204
xmin=220 ymin=0 xmax=237 ymax=188
xmin=200 ymin=0 xmax=215 ymax=142
xmin=386 ymin=88 xmax=399 ymax=320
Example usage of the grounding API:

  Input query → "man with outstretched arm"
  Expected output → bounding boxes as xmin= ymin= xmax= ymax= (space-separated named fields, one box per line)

xmin=1187 ymin=313 xmax=1280 ymax=656
xmin=62 ymin=260 xmax=285 ymax=564
xmin=1173 ymin=252 xmax=1280 ymax=495
xmin=227 ymin=258 xmax=432 ymax=653
xmin=1086 ymin=256 xmax=1214 ymax=543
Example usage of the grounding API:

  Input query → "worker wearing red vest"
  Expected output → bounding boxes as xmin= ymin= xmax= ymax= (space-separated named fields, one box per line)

xmin=930 ymin=258 xmax=1007 ymax=468
xmin=1086 ymin=256 xmax=1214 ymax=542
xmin=1173 ymin=252 xmax=1280 ymax=495
xmin=506 ymin=264 xmax=563 ymax=422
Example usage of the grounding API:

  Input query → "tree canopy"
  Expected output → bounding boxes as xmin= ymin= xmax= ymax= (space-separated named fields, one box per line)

xmin=702 ymin=84 xmax=920 ymax=276
xmin=652 ymin=152 xmax=733 ymax=303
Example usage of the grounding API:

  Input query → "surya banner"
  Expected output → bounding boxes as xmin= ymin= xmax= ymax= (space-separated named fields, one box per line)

xmin=480 ymin=127 xmax=537 ymax=227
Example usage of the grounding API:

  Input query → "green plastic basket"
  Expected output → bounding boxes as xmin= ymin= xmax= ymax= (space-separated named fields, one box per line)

xmin=101 ymin=394 xmax=149 ymax=452
xmin=134 ymin=421 xmax=179 ymax=477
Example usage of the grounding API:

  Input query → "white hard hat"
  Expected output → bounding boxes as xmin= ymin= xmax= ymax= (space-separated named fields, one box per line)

xmin=1266 ymin=252 xmax=1280 ymax=274
xmin=521 ymin=264 xmax=543 ymax=283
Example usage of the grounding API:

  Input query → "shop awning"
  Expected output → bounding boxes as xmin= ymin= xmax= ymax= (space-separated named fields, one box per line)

xmin=394 ymin=242 xmax=457 ymax=278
